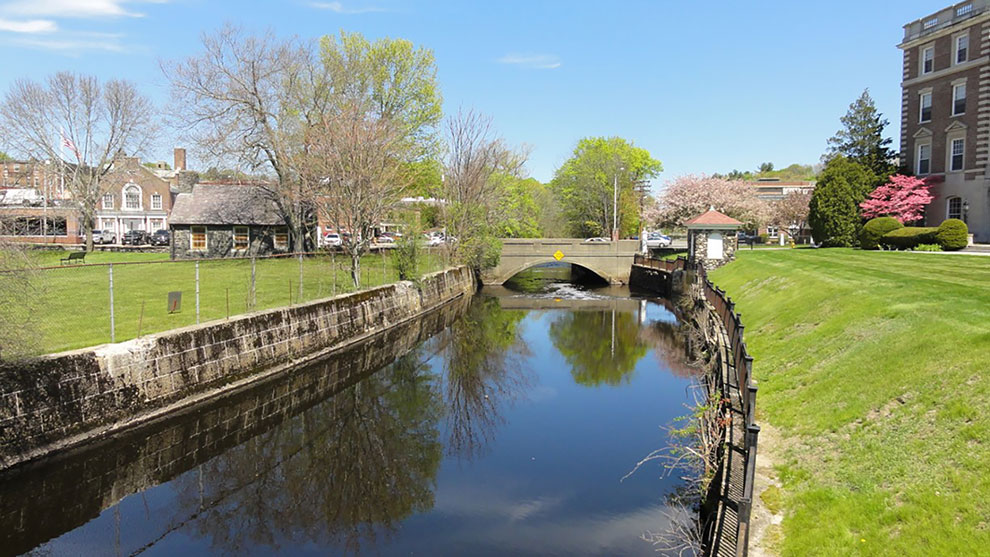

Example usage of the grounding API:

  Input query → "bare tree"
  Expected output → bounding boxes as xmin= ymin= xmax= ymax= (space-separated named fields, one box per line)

xmin=0 ymin=72 xmax=156 ymax=251
xmin=302 ymin=105 xmax=413 ymax=287
xmin=162 ymin=24 xmax=330 ymax=251
xmin=442 ymin=109 xmax=527 ymax=270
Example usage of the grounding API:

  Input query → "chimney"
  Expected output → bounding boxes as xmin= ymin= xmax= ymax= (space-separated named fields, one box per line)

xmin=174 ymin=147 xmax=186 ymax=171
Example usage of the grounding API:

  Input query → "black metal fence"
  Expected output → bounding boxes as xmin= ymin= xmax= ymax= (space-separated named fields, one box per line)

xmin=634 ymin=254 xmax=760 ymax=557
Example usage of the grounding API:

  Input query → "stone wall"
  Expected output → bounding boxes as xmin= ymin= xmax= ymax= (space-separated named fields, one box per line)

xmin=0 ymin=266 xmax=476 ymax=471
xmin=688 ymin=229 xmax=738 ymax=271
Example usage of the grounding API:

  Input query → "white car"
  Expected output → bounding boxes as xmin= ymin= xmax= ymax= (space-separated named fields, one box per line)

xmin=93 ymin=229 xmax=116 ymax=244
xmin=645 ymin=233 xmax=672 ymax=249
xmin=323 ymin=232 xmax=342 ymax=248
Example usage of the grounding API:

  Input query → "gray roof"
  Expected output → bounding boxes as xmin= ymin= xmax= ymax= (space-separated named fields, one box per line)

xmin=169 ymin=184 xmax=285 ymax=226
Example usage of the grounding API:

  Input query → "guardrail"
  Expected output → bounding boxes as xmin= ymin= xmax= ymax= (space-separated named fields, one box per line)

xmin=633 ymin=254 xmax=760 ymax=557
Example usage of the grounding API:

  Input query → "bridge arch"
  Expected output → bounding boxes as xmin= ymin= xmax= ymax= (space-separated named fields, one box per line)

xmin=490 ymin=258 xmax=614 ymax=285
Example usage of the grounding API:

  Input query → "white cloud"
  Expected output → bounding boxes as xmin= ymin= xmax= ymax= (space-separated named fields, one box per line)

xmin=0 ymin=0 xmax=164 ymax=18
xmin=309 ymin=1 xmax=386 ymax=14
xmin=497 ymin=53 xmax=562 ymax=70
xmin=6 ymin=31 xmax=128 ymax=54
xmin=0 ymin=17 xmax=56 ymax=32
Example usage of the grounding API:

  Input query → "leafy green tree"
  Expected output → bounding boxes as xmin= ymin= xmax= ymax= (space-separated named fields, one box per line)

xmin=808 ymin=155 xmax=872 ymax=246
xmin=550 ymin=137 xmax=662 ymax=238
xmin=758 ymin=162 xmax=774 ymax=173
xmin=0 ymin=151 xmax=11 ymax=162
xmin=824 ymin=89 xmax=896 ymax=184
xmin=549 ymin=310 xmax=648 ymax=386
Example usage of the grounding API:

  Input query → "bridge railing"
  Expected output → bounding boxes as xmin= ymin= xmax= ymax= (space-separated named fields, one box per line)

xmin=634 ymin=253 xmax=760 ymax=557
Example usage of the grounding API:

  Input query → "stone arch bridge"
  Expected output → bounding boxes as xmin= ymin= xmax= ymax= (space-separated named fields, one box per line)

xmin=482 ymin=239 xmax=641 ymax=285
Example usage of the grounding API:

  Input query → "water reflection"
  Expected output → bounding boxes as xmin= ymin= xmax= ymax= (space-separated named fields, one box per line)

xmin=1 ymin=285 xmax=700 ymax=556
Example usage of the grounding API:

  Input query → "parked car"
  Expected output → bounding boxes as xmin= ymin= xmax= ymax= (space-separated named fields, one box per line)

xmin=737 ymin=231 xmax=760 ymax=244
xmin=150 ymin=229 xmax=170 ymax=246
xmin=123 ymin=230 xmax=150 ymax=245
xmin=584 ymin=237 xmax=609 ymax=243
xmin=92 ymin=229 xmax=116 ymax=244
xmin=323 ymin=232 xmax=342 ymax=248
xmin=375 ymin=235 xmax=396 ymax=245
xmin=645 ymin=232 xmax=672 ymax=248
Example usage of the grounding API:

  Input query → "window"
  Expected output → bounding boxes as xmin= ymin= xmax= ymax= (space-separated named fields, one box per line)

xmin=150 ymin=219 xmax=164 ymax=232
xmin=274 ymin=229 xmax=289 ymax=250
xmin=102 ymin=193 xmax=114 ymax=209
xmin=124 ymin=186 xmax=140 ymax=210
xmin=956 ymin=35 xmax=969 ymax=64
xmin=151 ymin=193 xmax=162 ymax=210
xmin=191 ymin=226 xmax=207 ymax=251
xmin=920 ymin=92 xmax=932 ymax=122
xmin=953 ymin=83 xmax=966 ymax=115
xmin=957 ymin=4 xmax=973 ymax=17
xmin=947 ymin=197 xmax=963 ymax=221
xmin=234 ymin=226 xmax=250 ymax=250
xmin=767 ymin=225 xmax=779 ymax=238
xmin=922 ymin=46 xmax=934 ymax=74
xmin=950 ymin=137 xmax=965 ymax=171
xmin=917 ymin=143 xmax=931 ymax=175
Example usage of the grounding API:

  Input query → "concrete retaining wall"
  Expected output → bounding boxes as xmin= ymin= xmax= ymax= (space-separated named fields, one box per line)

xmin=0 ymin=266 xmax=476 ymax=471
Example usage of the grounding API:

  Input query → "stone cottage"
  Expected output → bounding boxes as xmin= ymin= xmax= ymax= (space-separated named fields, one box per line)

xmin=685 ymin=208 xmax=743 ymax=270
xmin=169 ymin=184 xmax=291 ymax=259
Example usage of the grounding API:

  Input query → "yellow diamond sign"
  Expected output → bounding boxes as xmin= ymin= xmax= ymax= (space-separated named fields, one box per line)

xmin=553 ymin=250 xmax=565 ymax=261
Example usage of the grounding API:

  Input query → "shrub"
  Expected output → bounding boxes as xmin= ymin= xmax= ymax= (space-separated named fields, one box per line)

xmin=758 ymin=233 xmax=768 ymax=244
xmin=936 ymin=218 xmax=969 ymax=251
xmin=394 ymin=232 xmax=423 ymax=281
xmin=860 ymin=216 xmax=902 ymax=250
xmin=880 ymin=227 xmax=938 ymax=250
xmin=915 ymin=243 xmax=941 ymax=252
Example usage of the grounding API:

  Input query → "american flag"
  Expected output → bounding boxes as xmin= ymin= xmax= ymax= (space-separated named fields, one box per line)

xmin=60 ymin=129 xmax=81 ymax=162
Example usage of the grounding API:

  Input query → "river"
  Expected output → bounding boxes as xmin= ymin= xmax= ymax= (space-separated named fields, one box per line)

xmin=0 ymin=272 xmax=700 ymax=556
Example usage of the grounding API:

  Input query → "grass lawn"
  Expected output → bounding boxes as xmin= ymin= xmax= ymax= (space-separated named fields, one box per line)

xmin=709 ymin=249 xmax=990 ymax=556
xmin=9 ymin=249 xmax=446 ymax=355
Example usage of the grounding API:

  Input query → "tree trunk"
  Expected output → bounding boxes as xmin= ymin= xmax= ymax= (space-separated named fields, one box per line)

xmin=82 ymin=212 xmax=94 ymax=252
xmin=350 ymin=253 xmax=361 ymax=288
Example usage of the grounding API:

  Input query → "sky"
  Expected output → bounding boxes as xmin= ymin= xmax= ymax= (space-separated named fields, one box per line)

xmin=0 ymin=0 xmax=944 ymax=191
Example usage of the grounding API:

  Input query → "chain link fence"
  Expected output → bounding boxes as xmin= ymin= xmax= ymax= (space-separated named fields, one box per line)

xmin=1 ymin=248 xmax=446 ymax=357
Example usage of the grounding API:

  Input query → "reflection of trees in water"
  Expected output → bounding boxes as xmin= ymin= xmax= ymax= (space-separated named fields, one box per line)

xmin=638 ymin=319 xmax=703 ymax=379
xmin=433 ymin=296 xmax=531 ymax=460
xmin=549 ymin=310 xmax=649 ymax=386
xmin=170 ymin=353 xmax=443 ymax=554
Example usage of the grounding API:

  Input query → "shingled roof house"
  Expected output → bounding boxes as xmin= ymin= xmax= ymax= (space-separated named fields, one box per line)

xmin=169 ymin=184 xmax=291 ymax=259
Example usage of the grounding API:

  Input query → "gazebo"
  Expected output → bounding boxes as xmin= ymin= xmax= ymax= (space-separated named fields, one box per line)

xmin=685 ymin=207 xmax=743 ymax=270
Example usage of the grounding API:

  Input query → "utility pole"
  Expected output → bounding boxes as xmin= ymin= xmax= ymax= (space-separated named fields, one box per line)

xmin=612 ymin=165 xmax=625 ymax=241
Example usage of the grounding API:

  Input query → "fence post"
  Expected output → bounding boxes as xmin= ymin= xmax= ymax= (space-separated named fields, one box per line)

xmin=298 ymin=253 xmax=304 ymax=303
xmin=381 ymin=248 xmax=386 ymax=284
xmin=250 ymin=257 xmax=257 ymax=309
xmin=195 ymin=260 xmax=201 ymax=325
xmin=108 ymin=263 xmax=116 ymax=344
xmin=331 ymin=251 xmax=336 ymax=296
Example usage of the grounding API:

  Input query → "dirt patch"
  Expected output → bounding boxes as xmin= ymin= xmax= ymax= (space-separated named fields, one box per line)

xmin=748 ymin=420 xmax=786 ymax=557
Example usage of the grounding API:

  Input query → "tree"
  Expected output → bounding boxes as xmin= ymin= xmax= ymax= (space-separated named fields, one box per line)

xmin=550 ymin=137 xmax=662 ymax=238
xmin=824 ymin=89 xmax=896 ymax=184
xmin=442 ymin=109 xmax=528 ymax=271
xmin=651 ymin=174 xmax=769 ymax=229
xmin=768 ymin=191 xmax=812 ymax=235
xmin=163 ymin=25 xmax=322 ymax=251
xmin=758 ymin=162 xmax=774 ymax=173
xmin=302 ymin=104 xmax=413 ymax=287
xmin=859 ymin=174 xmax=933 ymax=224
xmin=0 ymin=72 xmax=155 ymax=251
xmin=808 ymin=155 xmax=872 ymax=246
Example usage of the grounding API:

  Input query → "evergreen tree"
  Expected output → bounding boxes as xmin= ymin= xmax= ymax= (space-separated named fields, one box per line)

xmin=808 ymin=155 xmax=872 ymax=247
xmin=824 ymin=89 xmax=896 ymax=184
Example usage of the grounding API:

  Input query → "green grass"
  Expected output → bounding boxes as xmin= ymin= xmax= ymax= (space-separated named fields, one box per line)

xmin=10 ymin=249 xmax=446 ymax=355
xmin=709 ymin=249 xmax=990 ymax=556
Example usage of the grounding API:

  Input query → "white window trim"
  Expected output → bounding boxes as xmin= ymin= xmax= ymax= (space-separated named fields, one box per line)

xmin=191 ymin=225 xmax=208 ymax=251
xmin=233 ymin=226 xmax=250 ymax=250
xmin=919 ymin=91 xmax=933 ymax=123
xmin=273 ymin=228 xmax=289 ymax=250
xmin=151 ymin=193 xmax=162 ymax=210
xmin=946 ymin=196 xmax=963 ymax=220
xmin=916 ymin=142 xmax=932 ymax=175
xmin=954 ymin=33 xmax=969 ymax=65
xmin=921 ymin=45 xmax=935 ymax=75
xmin=952 ymin=83 xmax=966 ymax=116
xmin=102 ymin=193 xmax=114 ymax=210
xmin=123 ymin=183 xmax=143 ymax=211
xmin=948 ymin=136 xmax=965 ymax=172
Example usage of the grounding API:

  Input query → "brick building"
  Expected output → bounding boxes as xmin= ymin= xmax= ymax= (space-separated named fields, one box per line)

xmin=95 ymin=156 xmax=175 ymax=238
xmin=900 ymin=1 xmax=990 ymax=242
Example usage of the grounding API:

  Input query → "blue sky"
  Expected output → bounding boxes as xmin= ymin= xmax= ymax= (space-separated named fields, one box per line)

xmin=0 ymin=0 xmax=942 ymax=190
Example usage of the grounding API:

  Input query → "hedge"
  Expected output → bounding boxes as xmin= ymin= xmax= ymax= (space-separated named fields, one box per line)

xmin=936 ymin=219 xmax=969 ymax=251
xmin=880 ymin=227 xmax=938 ymax=250
xmin=860 ymin=217 xmax=903 ymax=250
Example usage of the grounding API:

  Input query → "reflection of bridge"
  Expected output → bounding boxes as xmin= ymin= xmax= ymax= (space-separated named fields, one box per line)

xmin=483 ymin=239 xmax=641 ymax=285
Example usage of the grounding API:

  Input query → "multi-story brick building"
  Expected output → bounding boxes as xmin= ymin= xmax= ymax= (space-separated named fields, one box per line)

xmin=95 ymin=156 xmax=175 ymax=237
xmin=900 ymin=1 xmax=990 ymax=242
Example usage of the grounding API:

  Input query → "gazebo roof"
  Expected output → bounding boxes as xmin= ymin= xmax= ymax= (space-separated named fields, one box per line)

xmin=685 ymin=208 xmax=743 ymax=229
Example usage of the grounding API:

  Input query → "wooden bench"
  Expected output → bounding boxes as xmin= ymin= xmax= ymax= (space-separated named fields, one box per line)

xmin=60 ymin=251 xmax=86 ymax=265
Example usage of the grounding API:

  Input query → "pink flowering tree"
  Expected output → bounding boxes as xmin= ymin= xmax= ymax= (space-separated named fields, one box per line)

xmin=859 ymin=174 xmax=933 ymax=223
xmin=649 ymin=174 xmax=769 ymax=228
